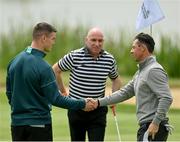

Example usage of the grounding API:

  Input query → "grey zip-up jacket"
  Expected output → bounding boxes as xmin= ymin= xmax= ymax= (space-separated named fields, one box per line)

xmin=99 ymin=56 xmax=173 ymax=125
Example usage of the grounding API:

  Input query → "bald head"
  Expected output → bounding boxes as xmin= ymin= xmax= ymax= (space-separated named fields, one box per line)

xmin=85 ymin=27 xmax=104 ymax=58
xmin=87 ymin=27 xmax=104 ymax=39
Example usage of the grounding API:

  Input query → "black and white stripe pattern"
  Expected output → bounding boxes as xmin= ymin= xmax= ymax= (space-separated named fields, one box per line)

xmin=58 ymin=47 xmax=119 ymax=99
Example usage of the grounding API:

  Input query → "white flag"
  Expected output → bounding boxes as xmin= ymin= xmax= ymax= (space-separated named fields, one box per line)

xmin=136 ymin=0 xmax=165 ymax=31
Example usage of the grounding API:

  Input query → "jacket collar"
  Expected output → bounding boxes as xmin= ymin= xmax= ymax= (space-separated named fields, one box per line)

xmin=25 ymin=46 xmax=46 ymax=58
xmin=138 ymin=56 xmax=156 ymax=70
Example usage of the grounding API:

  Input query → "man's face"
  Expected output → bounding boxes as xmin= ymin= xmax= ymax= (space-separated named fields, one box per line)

xmin=130 ymin=39 xmax=146 ymax=62
xmin=43 ymin=32 xmax=56 ymax=52
xmin=85 ymin=31 xmax=104 ymax=57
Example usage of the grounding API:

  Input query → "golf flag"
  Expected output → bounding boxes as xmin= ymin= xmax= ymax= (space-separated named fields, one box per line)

xmin=136 ymin=0 xmax=165 ymax=31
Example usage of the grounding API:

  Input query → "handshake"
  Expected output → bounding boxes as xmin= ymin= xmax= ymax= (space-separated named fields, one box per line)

xmin=83 ymin=98 xmax=99 ymax=111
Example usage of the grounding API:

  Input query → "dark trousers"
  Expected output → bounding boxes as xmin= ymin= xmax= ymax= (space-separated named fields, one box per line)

xmin=11 ymin=124 xmax=52 ymax=141
xmin=68 ymin=106 xmax=108 ymax=142
xmin=137 ymin=120 xmax=169 ymax=141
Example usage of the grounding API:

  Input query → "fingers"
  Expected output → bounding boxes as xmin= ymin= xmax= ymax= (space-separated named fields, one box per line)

xmin=83 ymin=98 xmax=98 ymax=112
xmin=152 ymin=133 xmax=155 ymax=140
xmin=147 ymin=122 xmax=159 ymax=140
xmin=110 ymin=104 xmax=116 ymax=109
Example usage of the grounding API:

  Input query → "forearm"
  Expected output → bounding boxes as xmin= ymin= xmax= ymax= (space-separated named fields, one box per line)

xmin=99 ymin=80 xmax=135 ymax=106
xmin=112 ymin=77 xmax=121 ymax=93
xmin=52 ymin=63 xmax=67 ymax=95
xmin=43 ymin=82 xmax=85 ymax=110
xmin=57 ymin=73 xmax=67 ymax=94
xmin=99 ymin=90 xmax=127 ymax=106
xmin=54 ymin=93 xmax=85 ymax=110
xmin=153 ymin=96 xmax=173 ymax=125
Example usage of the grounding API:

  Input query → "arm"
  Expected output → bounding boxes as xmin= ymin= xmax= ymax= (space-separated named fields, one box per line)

xmin=148 ymin=68 xmax=173 ymax=125
xmin=42 ymin=80 xmax=85 ymax=110
xmin=52 ymin=52 xmax=74 ymax=96
xmin=102 ymin=57 xmax=134 ymax=106
xmin=109 ymin=58 xmax=121 ymax=93
xmin=42 ymin=78 xmax=95 ymax=111
xmin=52 ymin=62 xmax=67 ymax=96
xmin=147 ymin=68 xmax=173 ymax=139
xmin=110 ymin=76 xmax=121 ymax=108
xmin=99 ymin=79 xmax=135 ymax=106
xmin=41 ymin=66 xmax=96 ymax=110
xmin=112 ymin=76 xmax=121 ymax=93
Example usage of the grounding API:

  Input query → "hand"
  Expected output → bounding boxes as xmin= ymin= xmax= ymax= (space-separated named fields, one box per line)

xmin=110 ymin=104 xmax=116 ymax=109
xmin=59 ymin=90 xmax=68 ymax=96
xmin=110 ymin=104 xmax=116 ymax=116
xmin=147 ymin=122 xmax=159 ymax=140
xmin=83 ymin=98 xmax=98 ymax=112
xmin=62 ymin=92 xmax=68 ymax=96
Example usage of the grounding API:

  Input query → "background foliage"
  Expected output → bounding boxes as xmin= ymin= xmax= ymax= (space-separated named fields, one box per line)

xmin=0 ymin=25 xmax=180 ymax=78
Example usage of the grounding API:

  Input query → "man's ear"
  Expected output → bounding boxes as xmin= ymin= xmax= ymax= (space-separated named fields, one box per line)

xmin=140 ymin=46 xmax=145 ymax=52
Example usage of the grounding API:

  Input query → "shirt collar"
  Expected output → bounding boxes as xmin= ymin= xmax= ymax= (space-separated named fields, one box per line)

xmin=84 ymin=46 xmax=104 ymax=56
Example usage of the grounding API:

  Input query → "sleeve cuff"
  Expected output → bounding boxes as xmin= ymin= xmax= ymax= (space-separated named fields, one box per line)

xmin=152 ymin=117 xmax=161 ymax=125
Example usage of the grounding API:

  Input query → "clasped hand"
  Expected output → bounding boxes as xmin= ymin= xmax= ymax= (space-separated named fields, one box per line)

xmin=83 ymin=98 xmax=98 ymax=111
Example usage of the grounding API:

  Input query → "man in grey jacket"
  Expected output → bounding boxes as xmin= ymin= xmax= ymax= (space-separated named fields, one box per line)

xmin=96 ymin=33 xmax=173 ymax=141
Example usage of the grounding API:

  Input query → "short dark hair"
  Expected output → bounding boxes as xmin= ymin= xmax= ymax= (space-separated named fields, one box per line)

xmin=32 ymin=22 xmax=57 ymax=39
xmin=134 ymin=33 xmax=155 ymax=53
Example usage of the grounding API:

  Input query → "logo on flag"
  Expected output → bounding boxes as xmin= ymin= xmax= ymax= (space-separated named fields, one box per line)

xmin=136 ymin=0 xmax=165 ymax=31
xmin=142 ymin=3 xmax=150 ymax=19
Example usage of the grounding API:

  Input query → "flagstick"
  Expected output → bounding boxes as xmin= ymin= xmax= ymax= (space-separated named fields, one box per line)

xmin=150 ymin=25 xmax=152 ymax=36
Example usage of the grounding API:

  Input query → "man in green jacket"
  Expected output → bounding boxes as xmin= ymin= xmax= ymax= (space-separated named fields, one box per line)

xmin=6 ymin=22 xmax=95 ymax=141
xmin=95 ymin=33 xmax=173 ymax=141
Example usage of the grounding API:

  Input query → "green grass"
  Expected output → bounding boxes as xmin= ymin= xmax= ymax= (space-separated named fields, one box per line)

xmin=0 ymin=89 xmax=180 ymax=141
xmin=0 ymin=69 xmax=6 ymax=87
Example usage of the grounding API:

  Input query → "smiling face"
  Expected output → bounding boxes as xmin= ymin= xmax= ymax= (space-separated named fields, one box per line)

xmin=130 ymin=33 xmax=155 ymax=62
xmin=130 ymin=39 xmax=147 ymax=62
xmin=85 ymin=28 xmax=104 ymax=58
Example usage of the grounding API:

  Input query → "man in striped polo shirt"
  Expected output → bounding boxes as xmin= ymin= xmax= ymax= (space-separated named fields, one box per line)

xmin=53 ymin=27 xmax=121 ymax=141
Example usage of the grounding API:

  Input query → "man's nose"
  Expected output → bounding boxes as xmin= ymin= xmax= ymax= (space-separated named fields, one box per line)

xmin=95 ymin=41 xmax=100 ymax=46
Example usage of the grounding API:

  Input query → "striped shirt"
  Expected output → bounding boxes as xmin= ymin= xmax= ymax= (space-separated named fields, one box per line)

xmin=58 ymin=47 xmax=119 ymax=99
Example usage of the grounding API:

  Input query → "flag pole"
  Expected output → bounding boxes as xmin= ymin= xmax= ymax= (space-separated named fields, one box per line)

xmin=150 ymin=24 xmax=152 ymax=36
